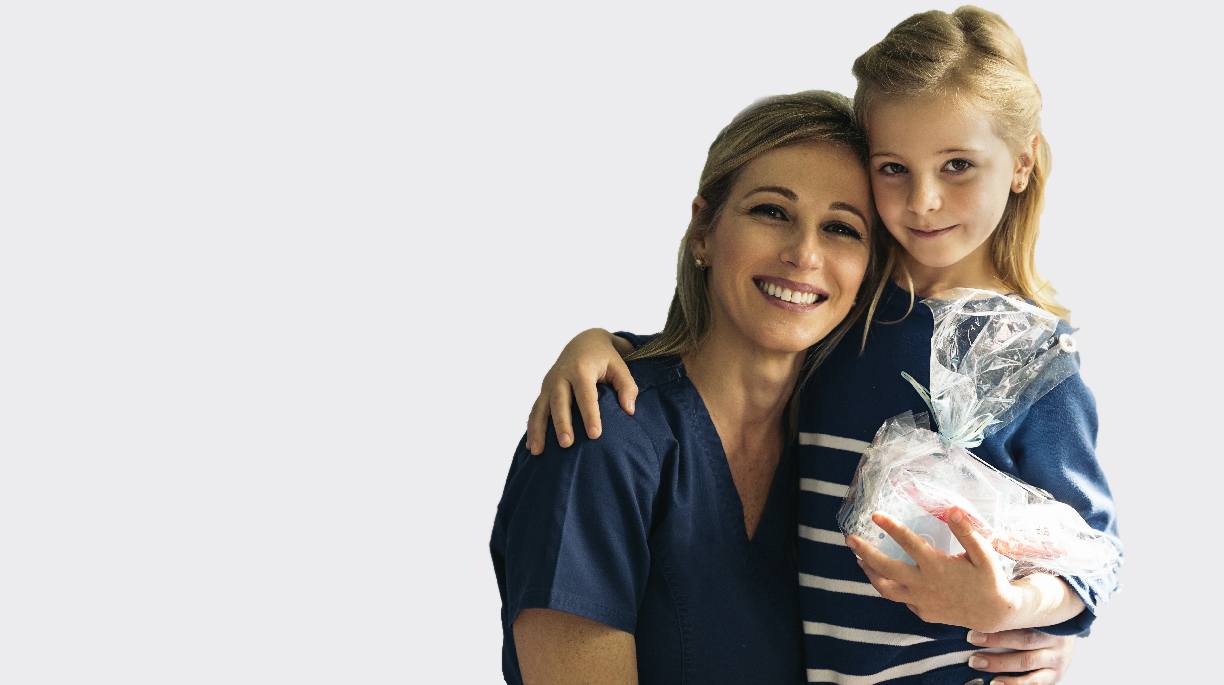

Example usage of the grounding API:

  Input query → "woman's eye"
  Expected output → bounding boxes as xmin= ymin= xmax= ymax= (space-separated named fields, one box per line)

xmin=750 ymin=204 xmax=789 ymax=221
xmin=943 ymin=158 xmax=974 ymax=173
xmin=824 ymin=222 xmax=863 ymax=241
xmin=877 ymin=162 xmax=906 ymax=176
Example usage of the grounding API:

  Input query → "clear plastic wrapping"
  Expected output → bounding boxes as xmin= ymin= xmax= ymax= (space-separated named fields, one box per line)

xmin=836 ymin=289 xmax=1122 ymax=600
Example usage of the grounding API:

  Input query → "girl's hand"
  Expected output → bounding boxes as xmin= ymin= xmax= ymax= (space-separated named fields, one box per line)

xmin=845 ymin=509 xmax=1023 ymax=633
xmin=525 ymin=329 xmax=638 ymax=455
xmin=966 ymin=629 xmax=1076 ymax=685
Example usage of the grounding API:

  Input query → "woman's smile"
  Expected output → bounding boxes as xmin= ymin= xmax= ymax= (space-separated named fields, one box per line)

xmin=753 ymin=276 xmax=829 ymax=310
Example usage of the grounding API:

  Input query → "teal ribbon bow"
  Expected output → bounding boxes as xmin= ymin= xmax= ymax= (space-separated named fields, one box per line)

xmin=900 ymin=371 xmax=998 ymax=449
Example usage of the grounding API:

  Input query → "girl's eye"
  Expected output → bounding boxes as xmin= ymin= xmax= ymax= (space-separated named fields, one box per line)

xmin=943 ymin=158 xmax=974 ymax=173
xmin=750 ymin=204 xmax=789 ymax=221
xmin=824 ymin=222 xmax=863 ymax=241
xmin=877 ymin=162 xmax=906 ymax=176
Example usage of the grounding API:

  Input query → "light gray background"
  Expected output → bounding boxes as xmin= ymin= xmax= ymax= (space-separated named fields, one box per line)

xmin=2 ymin=1 xmax=1216 ymax=683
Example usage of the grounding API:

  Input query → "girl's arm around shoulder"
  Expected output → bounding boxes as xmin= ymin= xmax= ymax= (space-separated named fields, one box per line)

xmin=526 ymin=329 xmax=643 ymax=455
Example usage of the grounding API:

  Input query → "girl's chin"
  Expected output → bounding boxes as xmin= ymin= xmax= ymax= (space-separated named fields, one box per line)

xmin=904 ymin=248 xmax=972 ymax=270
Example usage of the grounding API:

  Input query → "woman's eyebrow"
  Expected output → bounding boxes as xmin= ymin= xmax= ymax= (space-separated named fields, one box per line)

xmin=745 ymin=185 xmax=797 ymax=200
xmin=829 ymin=201 xmax=868 ymax=226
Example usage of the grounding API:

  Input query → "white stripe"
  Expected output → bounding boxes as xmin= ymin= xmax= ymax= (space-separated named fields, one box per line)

xmin=798 ymin=525 xmax=847 ymax=546
xmin=800 ymin=478 xmax=849 ymax=497
xmin=802 ymin=621 xmax=932 ymax=647
xmin=806 ymin=649 xmax=979 ymax=684
xmin=798 ymin=573 xmax=880 ymax=597
xmin=798 ymin=432 xmax=870 ymax=454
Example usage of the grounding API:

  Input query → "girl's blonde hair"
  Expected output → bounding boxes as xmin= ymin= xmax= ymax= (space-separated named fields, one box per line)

xmin=852 ymin=5 xmax=1067 ymax=343
xmin=629 ymin=90 xmax=885 ymax=385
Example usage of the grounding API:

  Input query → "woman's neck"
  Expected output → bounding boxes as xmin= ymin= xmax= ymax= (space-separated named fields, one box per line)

xmin=681 ymin=335 xmax=800 ymax=456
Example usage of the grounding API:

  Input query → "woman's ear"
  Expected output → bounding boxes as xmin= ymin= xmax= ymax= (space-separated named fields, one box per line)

xmin=691 ymin=195 xmax=707 ymax=223
xmin=1012 ymin=133 xmax=1039 ymax=192
xmin=689 ymin=196 xmax=710 ymax=265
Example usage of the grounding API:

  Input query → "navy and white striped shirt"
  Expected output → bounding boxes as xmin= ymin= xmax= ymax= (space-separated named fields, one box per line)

xmin=795 ymin=281 xmax=1120 ymax=684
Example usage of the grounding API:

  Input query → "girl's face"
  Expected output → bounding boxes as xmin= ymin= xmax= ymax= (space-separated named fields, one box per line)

xmin=693 ymin=142 xmax=871 ymax=357
xmin=866 ymin=95 xmax=1034 ymax=276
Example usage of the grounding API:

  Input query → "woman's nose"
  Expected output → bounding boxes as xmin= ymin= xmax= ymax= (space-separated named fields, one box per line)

xmin=906 ymin=174 xmax=942 ymax=215
xmin=782 ymin=228 xmax=825 ymax=270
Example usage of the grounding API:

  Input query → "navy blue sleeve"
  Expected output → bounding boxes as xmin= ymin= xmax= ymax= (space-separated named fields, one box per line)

xmin=613 ymin=330 xmax=657 ymax=351
xmin=491 ymin=394 xmax=662 ymax=634
xmin=997 ymin=371 xmax=1122 ymax=636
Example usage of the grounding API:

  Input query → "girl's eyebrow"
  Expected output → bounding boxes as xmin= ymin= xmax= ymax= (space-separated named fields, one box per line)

xmin=870 ymin=147 xmax=982 ymax=159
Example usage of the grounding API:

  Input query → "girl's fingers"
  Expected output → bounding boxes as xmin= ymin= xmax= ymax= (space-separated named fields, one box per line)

xmin=572 ymin=377 xmax=602 ymax=440
xmin=967 ymin=628 xmax=1060 ymax=650
xmin=847 ymin=536 xmax=918 ymax=585
xmin=870 ymin=512 xmax=934 ymax=565
xmin=978 ymin=668 xmax=1059 ymax=685
xmin=945 ymin=508 xmax=997 ymax=568
xmin=549 ymin=383 xmax=576 ymax=448
xmin=526 ymin=392 xmax=550 ymax=456
xmin=856 ymin=558 xmax=909 ymax=602
xmin=605 ymin=358 xmax=639 ymax=416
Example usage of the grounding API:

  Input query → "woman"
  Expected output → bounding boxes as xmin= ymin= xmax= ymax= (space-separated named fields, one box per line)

xmin=491 ymin=90 xmax=879 ymax=683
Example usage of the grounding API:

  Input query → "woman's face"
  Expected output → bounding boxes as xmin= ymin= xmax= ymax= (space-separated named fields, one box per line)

xmin=694 ymin=142 xmax=872 ymax=357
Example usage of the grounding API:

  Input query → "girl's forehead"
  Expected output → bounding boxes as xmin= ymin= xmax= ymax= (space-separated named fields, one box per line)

xmin=865 ymin=95 xmax=1004 ymax=154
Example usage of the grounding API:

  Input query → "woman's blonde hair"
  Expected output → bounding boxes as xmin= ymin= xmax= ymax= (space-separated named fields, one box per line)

xmin=629 ymin=90 xmax=884 ymax=385
xmin=852 ymin=5 xmax=1067 ymax=344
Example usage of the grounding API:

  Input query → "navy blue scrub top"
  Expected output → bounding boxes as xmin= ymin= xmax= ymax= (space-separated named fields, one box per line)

xmin=491 ymin=355 xmax=804 ymax=684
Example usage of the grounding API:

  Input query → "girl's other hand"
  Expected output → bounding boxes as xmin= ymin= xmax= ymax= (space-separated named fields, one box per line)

xmin=847 ymin=509 xmax=1021 ymax=633
xmin=966 ymin=629 xmax=1076 ymax=685
xmin=525 ymin=329 xmax=638 ymax=455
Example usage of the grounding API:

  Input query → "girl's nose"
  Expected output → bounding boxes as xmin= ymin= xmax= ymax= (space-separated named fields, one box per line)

xmin=782 ymin=228 xmax=825 ymax=270
xmin=906 ymin=175 xmax=942 ymax=214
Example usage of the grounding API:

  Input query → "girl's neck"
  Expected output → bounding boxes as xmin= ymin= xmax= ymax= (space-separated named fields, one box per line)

xmin=898 ymin=246 xmax=1007 ymax=298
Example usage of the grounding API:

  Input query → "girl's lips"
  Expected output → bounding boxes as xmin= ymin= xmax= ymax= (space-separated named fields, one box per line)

xmin=908 ymin=224 xmax=958 ymax=239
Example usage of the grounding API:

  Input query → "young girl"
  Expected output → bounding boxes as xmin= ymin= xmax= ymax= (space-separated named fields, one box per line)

xmin=526 ymin=7 xmax=1119 ymax=685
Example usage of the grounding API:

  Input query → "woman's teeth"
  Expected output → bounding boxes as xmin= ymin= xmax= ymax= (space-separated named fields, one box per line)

xmin=757 ymin=280 xmax=824 ymax=305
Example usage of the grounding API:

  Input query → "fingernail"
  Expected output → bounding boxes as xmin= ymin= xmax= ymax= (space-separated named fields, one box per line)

xmin=559 ymin=432 xmax=571 ymax=447
xmin=969 ymin=655 xmax=988 ymax=669
xmin=627 ymin=399 xmax=635 ymax=414
xmin=590 ymin=427 xmax=601 ymax=439
xmin=966 ymin=630 xmax=986 ymax=645
xmin=949 ymin=510 xmax=963 ymax=524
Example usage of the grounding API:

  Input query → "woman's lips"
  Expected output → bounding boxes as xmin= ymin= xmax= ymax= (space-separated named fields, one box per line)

xmin=754 ymin=277 xmax=828 ymax=311
xmin=908 ymin=224 xmax=959 ymax=239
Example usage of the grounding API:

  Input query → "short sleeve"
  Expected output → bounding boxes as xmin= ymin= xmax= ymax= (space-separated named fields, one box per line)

xmin=491 ymin=396 xmax=662 ymax=634
xmin=613 ymin=330 xmax=657 ymax=351
xmin=997 ymin=371 xmax=1122 ymax=636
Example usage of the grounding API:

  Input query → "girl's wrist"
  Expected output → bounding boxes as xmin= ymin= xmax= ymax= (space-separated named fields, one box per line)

xmin=997 ymin=579 xmax=1037 ymax=632
xmin=998 ymin=574 xmax=1083 ymax=631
